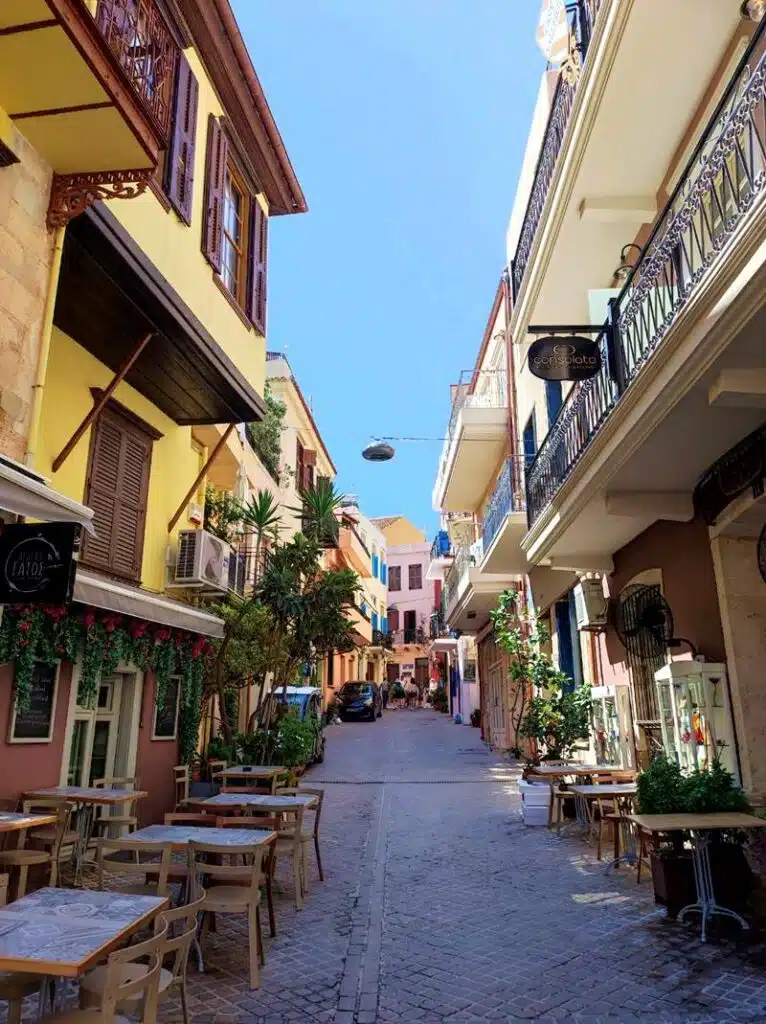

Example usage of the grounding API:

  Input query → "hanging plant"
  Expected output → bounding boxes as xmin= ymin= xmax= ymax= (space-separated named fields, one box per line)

xmin=178 ymin=636 xmax=208 ymax=764
xmin=151 ymin=627 xmax=175 ymax=711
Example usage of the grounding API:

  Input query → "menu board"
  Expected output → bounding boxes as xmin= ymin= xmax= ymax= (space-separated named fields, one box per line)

xmin=12 ymin=663 xmax=57 ymax=741
xmin=153 ymin=677 xmax=180 ymax=739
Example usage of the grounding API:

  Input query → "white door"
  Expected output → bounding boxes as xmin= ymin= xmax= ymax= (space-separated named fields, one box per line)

xmin=66 ymin=675 xmax=128 ymax=787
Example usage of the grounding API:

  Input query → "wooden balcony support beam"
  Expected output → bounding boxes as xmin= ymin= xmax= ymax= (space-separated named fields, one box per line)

xmin=168 ymin=424 xmax=235 ymax=533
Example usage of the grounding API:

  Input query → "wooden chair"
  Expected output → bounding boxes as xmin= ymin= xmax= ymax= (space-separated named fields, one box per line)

xmin=80 ymin=894 xmax=203 ymax=1024
xmin=163 ymin=813 xmax=216 ymax=827
xmin=43 ymin=922 xmax=166 ymax=1023
xmin=0 ymin=873 xmax=47 ymax=1024
xmin=276 ymin=788 xmax=325 ymax=888
xmin=221 ymin=786 xmax=274 ymax=796
xmin=173 ymin=766 xmax=190 ymax=810
xmin=96 ymin=839 xmax=171 ymax=897
xmin=0 ymin=804 xmax=74 ymax=899
xmin=188 ymin=840 xmax=269 ymax=990
xmin=260 ymin=805 xmax=305 ymax=910
xmin=207 ymin=759 xmax=227 ymax=783
xmin=91 ymin=778 xmax=140 ymax=841
xmin=215 ymin=817 xmax=278 ymax=937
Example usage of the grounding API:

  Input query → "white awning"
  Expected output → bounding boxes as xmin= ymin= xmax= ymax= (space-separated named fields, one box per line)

xmin=0 ymin=458 xmax=95 ymax=534
xmin=73 ymin=569 xmax=225 ymax=638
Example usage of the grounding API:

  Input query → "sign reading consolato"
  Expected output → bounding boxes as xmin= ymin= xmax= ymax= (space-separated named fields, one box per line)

xmin=528 ymin=336 xmax=602 ymax=382
xmin=0 ymin=522 xmax=81 ymax=605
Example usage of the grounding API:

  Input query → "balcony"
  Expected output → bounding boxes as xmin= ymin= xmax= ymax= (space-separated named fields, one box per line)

xmin=443 ymin=543 xmax=517 ymax=633
xmin=0 ymin=0 xmax=175 ymax=225
xmin=526 ymin=23 xmax=766 ymax=534
xmin=427 ymin=529 xmax=455 ymax=581
xmin=480 ymin=457 xmax=528 ymax=574
xmin=433 ymin=369 xmax=508 ymax=513
xmin=348 ymin=604 xmax=372 ymax=647
xmin=389 ymin=627 xmax=428 ymax=647
xmin=337 ymin=522 xmax=372 ymax=577
xmin=510 ymin=0 xmax=601 ymax=302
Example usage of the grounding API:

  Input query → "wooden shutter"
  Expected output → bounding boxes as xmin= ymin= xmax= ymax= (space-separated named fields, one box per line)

xmin=82 ymin=408 xmax=153 ymax=582
xmin=247 ymin=199 xmax=268 ymax=332
xmin=388 ymin=609 xmax=399 ymax=632
xmin=202 ymin=115 xmax=228 ymax=272
xmin=166 ymin=51 xmax=199 ymax=224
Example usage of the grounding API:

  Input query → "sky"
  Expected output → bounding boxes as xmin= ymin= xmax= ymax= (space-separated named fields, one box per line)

xmin=233 ymin=0 xmax=543 ymax=537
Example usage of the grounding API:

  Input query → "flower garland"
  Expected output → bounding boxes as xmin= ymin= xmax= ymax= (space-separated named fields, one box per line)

xmin=0 ymin=604 xmax=211 ymax=763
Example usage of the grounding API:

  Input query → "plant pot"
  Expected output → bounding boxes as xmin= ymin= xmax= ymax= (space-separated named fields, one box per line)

xmin=650 ymin=843 xmax=752 ymax=919
xmin=650 ymin=852 xmax=696 ymax=919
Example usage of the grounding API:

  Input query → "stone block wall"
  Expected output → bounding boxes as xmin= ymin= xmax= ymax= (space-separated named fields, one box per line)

xmin=0 ymin=125 xmax=53 ymax=462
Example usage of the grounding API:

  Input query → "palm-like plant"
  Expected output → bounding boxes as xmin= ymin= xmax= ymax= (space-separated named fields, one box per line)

xmin=291 ymin=478 xmax=344 ymax=547
xmin=239 ymin=489 xmax=281 ymax=589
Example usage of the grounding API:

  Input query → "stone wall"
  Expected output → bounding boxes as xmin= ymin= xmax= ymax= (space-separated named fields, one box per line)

xmin=0 ymin=125 xmax=53 ymax=462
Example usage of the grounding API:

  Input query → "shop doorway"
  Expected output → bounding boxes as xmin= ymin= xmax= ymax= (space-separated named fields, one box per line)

xmin=62 ymin=672 xmax=141 ymax=786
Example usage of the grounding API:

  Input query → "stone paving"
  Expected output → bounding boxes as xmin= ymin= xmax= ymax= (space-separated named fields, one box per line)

xmin=8 ymin=710 xmax=766 ymax=1022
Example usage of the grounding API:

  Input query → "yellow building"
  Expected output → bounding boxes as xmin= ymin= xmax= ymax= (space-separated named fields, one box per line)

xmin=0 ymin=0 xmax=305 ymax=823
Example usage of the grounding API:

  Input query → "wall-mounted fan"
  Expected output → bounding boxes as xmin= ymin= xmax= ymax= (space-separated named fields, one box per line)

xmin=758 ymin=523 xmax=766 ymax=584
xmin=613 ymin=584 xmax=675 ymax=662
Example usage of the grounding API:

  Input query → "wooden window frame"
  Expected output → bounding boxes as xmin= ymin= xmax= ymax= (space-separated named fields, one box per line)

xmin=220 ymin=160 xmax=250 ymax=308
xmin=389 ymin=565 xmax=402 ymax=592
xmin=408 ymin=563 xmax=423 ymax=590
xmin=152 ymin=675 xmax=182 ymax=740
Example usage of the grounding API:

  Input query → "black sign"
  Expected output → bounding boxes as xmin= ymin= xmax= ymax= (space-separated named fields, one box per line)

xmin=528 ymin=336 xmax=602 ymax=382
xmin=153 ymin=678 xmax=181 ymax=739
xmin=0 ymin=522 xmax=80 ymax=605
xmin=12 ymin=662 xmax=57 ymax=740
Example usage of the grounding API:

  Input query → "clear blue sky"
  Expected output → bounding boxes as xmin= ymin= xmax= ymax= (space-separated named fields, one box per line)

xmin=233 ymin=0 xmax=542 ymax=536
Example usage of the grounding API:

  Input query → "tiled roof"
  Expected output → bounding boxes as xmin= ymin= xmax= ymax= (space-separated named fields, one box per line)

xmin=371 ymin=516 xmax=402 ymax=529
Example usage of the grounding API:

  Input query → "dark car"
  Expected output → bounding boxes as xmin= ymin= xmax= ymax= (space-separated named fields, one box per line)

xmin=338 ymin=681 xmax=382 ymax=722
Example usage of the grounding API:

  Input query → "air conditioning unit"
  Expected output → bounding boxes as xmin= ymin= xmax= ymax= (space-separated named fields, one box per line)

xmin=573 ymin=578 xmax=608 ymax=631
xmin=172 ymin=529 xmax=231 ymax=590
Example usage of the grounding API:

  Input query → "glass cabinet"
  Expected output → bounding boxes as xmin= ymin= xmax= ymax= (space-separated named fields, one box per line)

xmin=591 ymin=684 xmax=634 ymax=768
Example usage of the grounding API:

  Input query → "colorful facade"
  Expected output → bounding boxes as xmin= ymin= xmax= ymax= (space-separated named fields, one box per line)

xmin=0 ymin=0 xmax=305 ymax=824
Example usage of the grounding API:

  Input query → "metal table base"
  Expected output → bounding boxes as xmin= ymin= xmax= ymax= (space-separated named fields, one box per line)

xmin=678 ymin=831 xmax=749 ymax=943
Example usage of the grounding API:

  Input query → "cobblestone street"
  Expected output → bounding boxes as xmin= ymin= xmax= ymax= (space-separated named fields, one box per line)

xmin=171 ymin=711 xmax=766 ymax=1024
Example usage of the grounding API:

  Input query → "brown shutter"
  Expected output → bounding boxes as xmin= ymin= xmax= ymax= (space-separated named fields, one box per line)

xmin=247 ymin=198 xmax=268 ymax=332
xmin=388 ymin=609 xmax=399 ymax=632
xmin=304 ymin=450 xmax=317 ymax=468
xmin=166 ymin=51 xmax=198 ymax=225
xmin=82 ymin=408 xmax=153 ymax=582
xmin=202 ymin=115 xmax=228 ymax=272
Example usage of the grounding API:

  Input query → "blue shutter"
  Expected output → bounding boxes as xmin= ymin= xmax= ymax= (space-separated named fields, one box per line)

xmin=523 ymin=413 xmax=537 ymax=469
xmin=372 ymin=611 xmax=379 ymax=632
xmin=382 ymin=616 xmax=388 ymax=633
xmin=381 ymin=562 xmax=387 ymax=584
xmin=360 ymin=601 xmax=367 ymax=616
xmin=555 ymin=599 xmax=575 ymax=692
xmin=372 ymin=554 xmax=379 ymax=578
xmin=546 ymin=381 xmax=563 ymax=427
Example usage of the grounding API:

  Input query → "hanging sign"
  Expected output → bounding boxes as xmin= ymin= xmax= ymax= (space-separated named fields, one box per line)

xmin=536 ymin=0 xmax=569 ymax=64
xmin=528 ymin=336 xmax=602 ymax=382
xmin=0 ymin=522 xmax=80 ymax=605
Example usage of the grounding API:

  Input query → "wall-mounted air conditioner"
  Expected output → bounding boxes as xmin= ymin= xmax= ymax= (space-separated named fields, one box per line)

xmin=169 ymin=529 xmax=231 ymax=591
xmin=573 ymin=578 xmax=608 ymax=631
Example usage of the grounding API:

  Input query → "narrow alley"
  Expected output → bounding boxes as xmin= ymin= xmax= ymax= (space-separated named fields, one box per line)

xmin=172 ymin=713 xmax=766 ymax=1024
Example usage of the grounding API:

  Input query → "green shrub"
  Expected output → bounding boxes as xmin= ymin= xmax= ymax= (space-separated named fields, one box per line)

xmin=391 ymin=681 xmax=405 ymax=700
xmin=429 ymin=688 xmax=448 ymax=713
xmin=637 ymin=756 xmax=749 ymax=815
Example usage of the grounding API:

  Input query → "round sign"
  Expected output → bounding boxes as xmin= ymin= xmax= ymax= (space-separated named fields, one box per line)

xmin=527 ymin=336 xmax=602 ymax=382
xmin=3 ymin=534 xmax=63 ymax=595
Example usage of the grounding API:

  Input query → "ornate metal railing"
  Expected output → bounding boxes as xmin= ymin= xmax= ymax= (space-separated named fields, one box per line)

xmin=510 ymin=0 xmax=602 ymax=300
xmin=482 ymin=457 xmax=527 ymax=552
xmin=96 ymin=0 xmax=178 ymax=140
xmin=526 ymin=21 xmax=766 ymax=528
xmin=430 ymin=530 xmax=453 ymax=561
xmin=443 ymin=543 xmax=475 ymax=611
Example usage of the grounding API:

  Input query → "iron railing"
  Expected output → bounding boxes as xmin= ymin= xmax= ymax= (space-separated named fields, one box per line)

xmin=96 ymin=0 xmax=178 ymax=140
xmin=510 ymin=0 xmax=602 ymax=300
xmin=389 ymin=627 xmax=428 ymax=646
xmin=443 ymin=544 xmax=475 ymax=611
xmin=482 ymin=457 xmax=527 ymax=552
xmin=430 ymin=530 xmax=452 ymax=561
xmin=526 ymin=21 xmax=766 ymax=527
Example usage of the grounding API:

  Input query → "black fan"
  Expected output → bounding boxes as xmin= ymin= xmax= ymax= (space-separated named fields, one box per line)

xmin=758 ymin=524 xmax=766 ymax=584
xmin=613 ymin=584 xmax=675 ymax=662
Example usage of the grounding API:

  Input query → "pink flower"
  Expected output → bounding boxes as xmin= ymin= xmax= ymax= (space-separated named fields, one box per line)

xmin=191 ymin=637 xmax=206 ymax=659
xmin=84 ymin=611 xmax=96 ymax=629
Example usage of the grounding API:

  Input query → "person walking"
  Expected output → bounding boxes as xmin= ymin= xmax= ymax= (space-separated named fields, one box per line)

xmin=381 ymin=680 xmax=390 ymax=710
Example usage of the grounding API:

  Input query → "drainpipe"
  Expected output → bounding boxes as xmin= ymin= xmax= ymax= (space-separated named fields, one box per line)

xmin=25 ymin=225 xmax=65 ymax=469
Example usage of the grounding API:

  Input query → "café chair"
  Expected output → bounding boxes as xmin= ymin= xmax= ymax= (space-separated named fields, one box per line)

xmin=172 ymin=766 xmax=190 ymax=810
xmin=0 ymin=804 xmax=74 ymax=899
xmin=91 ymin=778 xmax=140 ymax=841
xmin=276 ymin=787 xmax=325 ymax=888
xmin=215 ymin=817 xmax=278 ymax=937
xmin=96 ymin=839 xmax=171 ymax=897
xmin=0 ymin=873 xmax=50 ymax=1024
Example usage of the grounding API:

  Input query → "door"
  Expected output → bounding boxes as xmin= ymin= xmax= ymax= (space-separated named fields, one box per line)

xmin=65 ymin=674 xmax=131 ymax=786
xmin=488 ymin=661 xmax=505 ymax=748
xmin=404 ymin=610 xmax=417 ymax=642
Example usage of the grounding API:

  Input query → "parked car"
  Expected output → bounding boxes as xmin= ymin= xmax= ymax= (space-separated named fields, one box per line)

xmin=337 ymin=681 xmax=383 ymax=722
xmin=274 ymin=685 xmax=325 ymax=763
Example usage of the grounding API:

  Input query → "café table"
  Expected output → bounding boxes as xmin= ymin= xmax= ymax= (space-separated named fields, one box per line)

xmin=24 ymin=786 xmax=148 ymax=880
xmin=569 ymin=783 xmax=638 ymax=860
xmin=526 ymin=765 xmax=621 ymax=826
xmin=0 ymin=813 xmax=57 ymax=835
xmin=0 ymin=886 xmax=167 ymax=1011
xmin=129 ymin=824 xmax=274 ymax=849
xmin=212 ymin=766 xmax=287 ymax=790
xmin=630 ymin=812 xmax=766 ymax=942
xmin=199 ymin=792 xmax=318 ymax=812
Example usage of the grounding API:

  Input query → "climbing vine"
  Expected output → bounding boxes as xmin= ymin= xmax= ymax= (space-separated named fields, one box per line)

xmin=0 ymin=604 xmax=210 ymax=762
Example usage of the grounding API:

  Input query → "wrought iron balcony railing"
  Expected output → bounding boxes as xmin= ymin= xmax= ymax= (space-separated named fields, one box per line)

xmin=510 ymin=0 xmax=602 ymax=301
xmin=482 ymin=457 xmax=527 ymax=552
xmin=96 ymin=0 xmax=178 ymax=140
xmin=526 ymin=22 xmax=766 ymax=527
xmin=372 ymin=629 xmax=394 ymax=650
xmin=443 ymin=543 xmax=475 ymax=611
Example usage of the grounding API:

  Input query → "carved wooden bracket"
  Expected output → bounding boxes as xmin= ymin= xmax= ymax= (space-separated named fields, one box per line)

xmin=47 ymin=169 xmax=153 ymax=229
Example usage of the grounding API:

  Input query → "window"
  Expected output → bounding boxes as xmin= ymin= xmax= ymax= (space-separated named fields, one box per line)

xmin=371 ymin=611 xmax=379 ymax=632
xmin=388 ymin=609 xmax=400 ymax=632
xmin=408 ymin=564 xmax=423 ymax=590
xmin=203 ymin=116 xmax=268 ymax=331
xmin=371 ymin=547 xmax=379 ymax=578
xmin=545 ymin=381 xmax=562 ymax=427
xmin=404 ymin=609 xmax=417 ymax=643
xmin=389 ymin=565 xmax=401 ymax=591
xmin=221 ymin=166 xmax=248 ymax=304
xmin=296 ymin=440 xmax=316 ymax=494
xmin=381 ymin=561 xmax=387 ymax=585
xmin=81 ymin=401 xmax=158 ymax=582
xmin=522 ymin=412 xmax=537 ymax=469
xmin=152 ymin=677 xmax=181 ymax=740
xmin=8 ymin=662 xmax=58 ymax=744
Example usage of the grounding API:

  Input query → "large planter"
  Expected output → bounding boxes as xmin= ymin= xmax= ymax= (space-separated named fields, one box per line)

xmin=650 ymin=842 xmax=753 ymax=919
xmin=519 ymin=779 xmax=549 ymax=827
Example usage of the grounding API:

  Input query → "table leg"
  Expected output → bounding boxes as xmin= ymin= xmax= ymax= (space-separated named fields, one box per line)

xmin=71 ymin=802 xmax=97 ymax=885
xmin=677 ymin=831 xmax=749 ymax=942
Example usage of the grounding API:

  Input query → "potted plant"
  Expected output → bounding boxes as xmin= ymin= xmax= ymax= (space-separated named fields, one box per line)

xmin=637 ymin=756 xmax=752 ymax=919
xmin=470 ymin=708 xmax=481 ymax=728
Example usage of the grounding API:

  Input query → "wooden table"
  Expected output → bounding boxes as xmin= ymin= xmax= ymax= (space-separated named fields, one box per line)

xmin=0 ymin=887 xmax=167 ymax=978
xmin=630 ymin=812 xmax=766 ymax=941
xmin=570 ymin=784 xmax=638 ymax=861
xmin=526 ymin=766 xmax=621 ymax=826
xmin=24 ymin=787 xmax=148 ymax=878
xmin=213 ymin=766 xmax=287 ymax=788
xmin=130 ymin=824 xmax=274 ymax=849
xmin=199 ymin=793 xmax=318 ymax=812
xmin=0 ymin=813 xmax=56 ymax=834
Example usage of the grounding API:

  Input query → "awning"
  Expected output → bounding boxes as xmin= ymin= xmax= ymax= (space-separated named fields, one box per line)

xmin=73 ymin=569 xmax=225 ymax=638
xmin=0 ymin=457 xmax=95 ymax=534
xmin=431 ymin=637 xmax=458 ymax=652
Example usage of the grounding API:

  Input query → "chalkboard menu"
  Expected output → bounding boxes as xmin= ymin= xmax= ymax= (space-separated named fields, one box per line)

xmin=12 ymin=663 xmax=57 ymax=741
xmin=153 ymin=677 xmax=180 ymax=739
